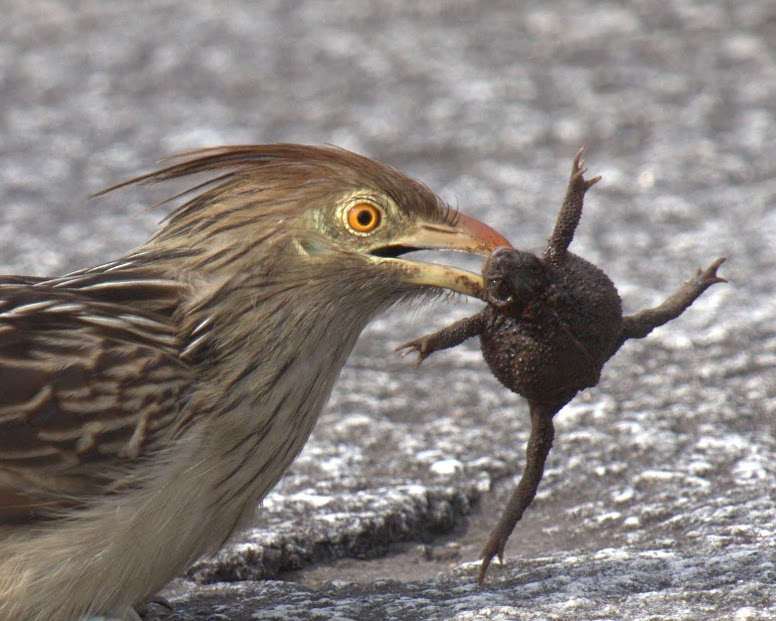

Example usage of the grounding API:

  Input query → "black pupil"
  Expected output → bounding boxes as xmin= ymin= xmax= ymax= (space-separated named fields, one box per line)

xmin=490 ymin=278 xmax=513 ymax=301
xmin=357 ymin=209 xmax=374 ymax=227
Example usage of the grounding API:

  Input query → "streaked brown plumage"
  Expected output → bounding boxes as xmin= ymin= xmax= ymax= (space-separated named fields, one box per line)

xmin=0 ymin=145 xmax=511 ymax=620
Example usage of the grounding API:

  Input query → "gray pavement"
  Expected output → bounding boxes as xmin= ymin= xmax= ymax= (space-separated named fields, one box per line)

xmin=1 ymin=1 xmax=774 ymax=619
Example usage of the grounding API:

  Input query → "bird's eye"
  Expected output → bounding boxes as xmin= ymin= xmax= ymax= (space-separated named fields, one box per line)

xmin=346 ymin=202 xmax=382 ymax=234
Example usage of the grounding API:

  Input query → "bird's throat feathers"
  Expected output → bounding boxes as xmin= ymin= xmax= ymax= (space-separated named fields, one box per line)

xmin=173 ymin=242 xmax=395 ymax=394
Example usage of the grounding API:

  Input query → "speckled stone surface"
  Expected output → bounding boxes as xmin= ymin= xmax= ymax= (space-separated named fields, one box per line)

xmin=1 ymin=1 xmax=775 ymax=619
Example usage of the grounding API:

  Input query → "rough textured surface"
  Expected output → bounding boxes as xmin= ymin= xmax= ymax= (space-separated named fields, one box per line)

xmin=1 ymin=1 xmax=774 ymax=619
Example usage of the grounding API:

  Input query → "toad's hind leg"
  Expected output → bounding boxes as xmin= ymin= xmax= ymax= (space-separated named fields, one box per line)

xmin=545 ymin=148 xmax=602 ymax=263
xmin=478 ymin=399 xmax=564 ymax=584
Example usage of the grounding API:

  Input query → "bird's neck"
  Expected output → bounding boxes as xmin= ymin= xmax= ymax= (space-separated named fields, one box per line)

xmin=171 ymin=264 xmax=391 ymax=528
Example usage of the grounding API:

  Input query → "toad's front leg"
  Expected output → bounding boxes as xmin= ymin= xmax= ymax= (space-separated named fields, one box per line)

xmin=619 ymin=258 xmax=726 ymax=345
xmin=397 ymin=309 xmax=489 ymax=367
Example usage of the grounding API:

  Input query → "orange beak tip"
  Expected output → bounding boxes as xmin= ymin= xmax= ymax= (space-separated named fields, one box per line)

xmin=456 ymin=212 xmax=513 ymax=253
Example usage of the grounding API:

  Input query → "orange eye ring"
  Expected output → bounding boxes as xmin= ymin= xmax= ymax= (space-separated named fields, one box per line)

xmin=346 ymin=202 xmax=382 ymax=233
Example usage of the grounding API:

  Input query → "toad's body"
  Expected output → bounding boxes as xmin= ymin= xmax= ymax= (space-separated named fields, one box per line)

xmin=479 ymin=249 xmax=621 ymax=406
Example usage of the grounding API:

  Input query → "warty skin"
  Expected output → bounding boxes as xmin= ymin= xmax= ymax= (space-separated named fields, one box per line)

xmin=0 ymin=145 xmax=511 ymax=620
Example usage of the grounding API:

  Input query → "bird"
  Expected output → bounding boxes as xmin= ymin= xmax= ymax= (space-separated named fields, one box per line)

xmin=0 ymin=144 xmax=511 ymax=620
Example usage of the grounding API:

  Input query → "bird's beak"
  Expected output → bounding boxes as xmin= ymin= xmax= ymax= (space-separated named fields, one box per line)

xmin=377 ymin=212 xmax=512 ymax=300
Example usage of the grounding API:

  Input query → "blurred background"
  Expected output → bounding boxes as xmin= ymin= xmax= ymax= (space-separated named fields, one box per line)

xmin=1 ymin=2 xmax=774 ymax=619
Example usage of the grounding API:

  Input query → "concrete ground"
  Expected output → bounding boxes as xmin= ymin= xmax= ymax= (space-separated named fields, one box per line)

xmin=1 ymin=1 xmax=774 ymax=619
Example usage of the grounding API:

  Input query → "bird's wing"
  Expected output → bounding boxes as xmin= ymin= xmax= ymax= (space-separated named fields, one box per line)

xmin=0 ymin=279 xmax=192 ymax=522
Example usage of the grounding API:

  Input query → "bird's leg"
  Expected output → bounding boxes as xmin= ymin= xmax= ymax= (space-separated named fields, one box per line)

xmin=81 ymin=608 xmax=141 ymax=621
xmin=136 ymin=596 xmax=174 ymax=617
xmin=544 ymin=147 xmax=602 ymax=263
xmin=619 ymin=258 xmax=726 ymax=344
xmin=478 ymin=400 xmax=561 ymax=584
xmin=396 ymin=310 xmax=489 ymax=367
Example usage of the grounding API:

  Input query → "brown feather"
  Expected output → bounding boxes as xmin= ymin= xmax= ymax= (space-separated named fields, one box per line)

xmin=0 ymin=281 xmax=191 ymax=522
xmin=95 ymin=144 xmax=451 ymax=222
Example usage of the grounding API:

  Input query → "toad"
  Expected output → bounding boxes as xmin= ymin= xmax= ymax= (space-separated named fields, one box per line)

xmin=398 ymin=149 xmax=726 ymax=583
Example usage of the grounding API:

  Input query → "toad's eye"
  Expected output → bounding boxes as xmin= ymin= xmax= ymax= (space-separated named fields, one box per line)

xmin=488 ymin=277 xmax=514 ymax=303
xmin=346 ymin=202 xmax=382 ymax=233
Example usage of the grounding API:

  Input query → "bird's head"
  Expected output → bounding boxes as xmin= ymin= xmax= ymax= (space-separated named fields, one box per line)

xmin=107 ymin=145 xmax=511 ymax=312
xmin=93 ymin=144 xmax=513 ymax=422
